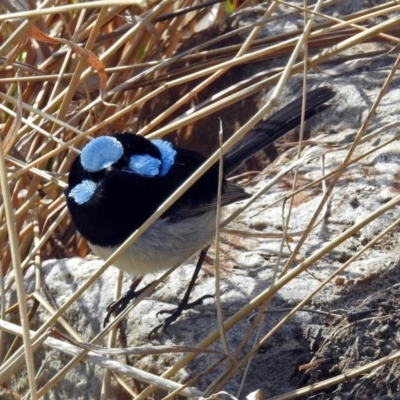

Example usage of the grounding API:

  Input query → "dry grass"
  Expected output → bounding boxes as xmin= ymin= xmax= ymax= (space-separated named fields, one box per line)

xmin=1 ymin=0 xmax=400 ymax=399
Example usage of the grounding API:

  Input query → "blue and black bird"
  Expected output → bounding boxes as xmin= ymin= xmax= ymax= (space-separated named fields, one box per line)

xmin=65 ymin=87 xmax=335 ymax=335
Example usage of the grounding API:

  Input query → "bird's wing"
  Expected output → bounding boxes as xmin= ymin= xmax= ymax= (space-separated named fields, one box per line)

xmin=223 ymin=87 xmax=335 ymax=174
xmin=176 ymin=182 xmax=251 ymax=217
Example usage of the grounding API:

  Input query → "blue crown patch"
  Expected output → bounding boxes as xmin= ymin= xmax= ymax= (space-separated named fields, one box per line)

xmin=69 ymin=180 xmax=97 ymax=205
xmin=152 ymin=139 xmax=177 ymax=176
xmin=81 ymin=136 xmax=124 ymax=172
xmin=128 ymin=154 xmax=161 ymax=177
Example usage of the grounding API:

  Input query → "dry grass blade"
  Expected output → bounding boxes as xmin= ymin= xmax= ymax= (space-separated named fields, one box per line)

xmin=1 ymin=80 xmax=22 ymax=155
xmin=215 ymin=121 xmax=229 ymax=356
xmin=1 ymin=0 xmax=400 ymax=398
xmin=101 ymin=268 xmax=123 ymax=400
xmin=0 ymin=319 xmax=204 ymax=398
xmin=0 ymin=119 xmax=37 ymax=396
xmin=52 ymin=328 xmax=232 ymax=357
xmin=269 ymin=350 xmax=400 ymax=400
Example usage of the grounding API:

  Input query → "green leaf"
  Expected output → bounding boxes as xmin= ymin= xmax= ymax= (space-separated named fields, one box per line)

xmin=225 ymin=0 xmax=235 ymax=14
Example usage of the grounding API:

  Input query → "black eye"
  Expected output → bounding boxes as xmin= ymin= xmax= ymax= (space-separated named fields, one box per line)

xmin=113 ymin=156 xmax=129 ymax=170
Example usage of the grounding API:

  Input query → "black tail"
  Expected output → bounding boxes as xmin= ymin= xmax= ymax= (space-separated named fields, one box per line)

xmin=223 ymin=87 xmax=335 ymax=174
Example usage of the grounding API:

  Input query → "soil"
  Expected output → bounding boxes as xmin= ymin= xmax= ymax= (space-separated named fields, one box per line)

xmin=292 ymin=260 xmax=400 ymax=399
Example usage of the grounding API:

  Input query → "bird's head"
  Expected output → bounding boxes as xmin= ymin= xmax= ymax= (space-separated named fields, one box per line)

xmin=67 ymin=134 xmax=177 ymax=205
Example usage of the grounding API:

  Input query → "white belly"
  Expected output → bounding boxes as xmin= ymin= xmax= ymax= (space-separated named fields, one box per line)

xmin=89 ymin=210 xmax=216 ymax=276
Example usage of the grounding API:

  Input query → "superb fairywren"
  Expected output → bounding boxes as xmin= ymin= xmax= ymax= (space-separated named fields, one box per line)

xmin=66 ymin=87 xmax=335 ymax=334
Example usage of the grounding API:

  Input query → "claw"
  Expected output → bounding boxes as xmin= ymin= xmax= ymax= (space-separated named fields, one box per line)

xmin=103 ymin=277 xmax=144 ymax=327
xmin=148 ymin=294 xmax=214 ymax=339
xmin=148 ymin=317 xmax=174 ymax=340
xmin=103 ymin=293 xmax=133 ymax=327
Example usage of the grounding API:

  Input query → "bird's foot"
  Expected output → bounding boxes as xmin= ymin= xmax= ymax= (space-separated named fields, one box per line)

xmin=103 ymin=277 xmax=144 ymax=327
xmin=148 ymin=294 xmax=214 ymax=339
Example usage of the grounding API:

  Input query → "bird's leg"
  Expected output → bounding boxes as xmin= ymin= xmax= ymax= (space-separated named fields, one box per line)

xmin=104 ymin=276 xmax=151 ymax=327
xmin=149 ymin=246 xmax=213 ymax=339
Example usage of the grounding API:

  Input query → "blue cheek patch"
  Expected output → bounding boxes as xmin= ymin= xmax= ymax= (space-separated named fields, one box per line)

xmin=128 ymin=154 xmax=161 ymax=177
xmin=81 ymin=136 xmax=124 ymax=172
xmin=152 ymin=139 xmax=177 ymax=176
xmin=69 ymin=180 xmax=97 ymax=205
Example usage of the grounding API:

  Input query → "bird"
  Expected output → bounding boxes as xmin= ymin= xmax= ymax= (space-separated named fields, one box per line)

xmin=65 ymin=87 xmax=335 ymax=336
